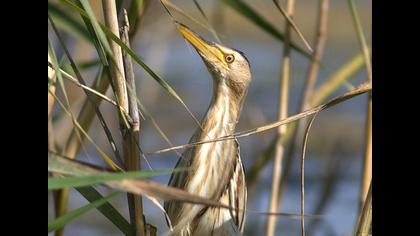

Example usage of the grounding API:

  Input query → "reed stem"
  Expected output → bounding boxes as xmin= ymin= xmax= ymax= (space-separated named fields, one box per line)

xmin=266 ymin=1 xmax=294 ymax=235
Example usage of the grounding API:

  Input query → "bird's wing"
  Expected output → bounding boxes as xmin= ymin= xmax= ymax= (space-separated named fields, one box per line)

xmin=164 ymin=147 xmax=194 ymax=222
xmin=228 ymin=139 xmax=247 ymax=232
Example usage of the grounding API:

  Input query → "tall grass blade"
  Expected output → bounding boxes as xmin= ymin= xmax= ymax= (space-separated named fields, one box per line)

xmin=78 ymin=0 xmax=113 ymax=57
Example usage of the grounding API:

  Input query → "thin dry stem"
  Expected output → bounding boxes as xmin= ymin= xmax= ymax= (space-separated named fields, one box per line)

xmin=150 ymin=83 xmax=371 ymax=155
xmin=272 ymin=0 xmax=313 ymax=53
xmin=348 ymin=0 xmax=372 ymax=215
xmin=266 ymin=1 xmax=294 ymax=235
xmin=50 ymin=3 xmax=146 ymax=234
xmin=276 ymin=0 xmax=329 ymax=209
xmin=49 ymin=152 xmax=321 ymax=218
xmin=300 ymin=114 xmax=318 ymax=236
xmin=192 ymin=0 xmax=222 ymax=43
xmin=48 ymin=63 xmax=118 ymax=107
xmin=301 ymin=0 xmax=329 ymax=109
xmin=160 ymin=0 xmax=209 ymax=32
xmin=61 ymin=0 xmax=152 ymax=160
xmin=355 ymin=181 xmax=372 ymax=235
xmin=360 ymin=93 xmax=372 ymax=210
xmin=102 ymin=0 xmax=129 ymax=113
xmin=348 ymin=0 xmax=372 ymax=83
xmin=120 ymin=9 xmax=145 ymax=236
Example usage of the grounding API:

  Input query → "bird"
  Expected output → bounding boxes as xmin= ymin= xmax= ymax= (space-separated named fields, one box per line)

xmin=164 ymin=22 xmax=252 ymax=236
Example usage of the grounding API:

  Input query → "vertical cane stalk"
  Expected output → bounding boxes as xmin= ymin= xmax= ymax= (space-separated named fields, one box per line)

xmin=120 ymin=8 xmax=145 ymax=236
xmin=265 ymin=1 xmax=294 ymax=235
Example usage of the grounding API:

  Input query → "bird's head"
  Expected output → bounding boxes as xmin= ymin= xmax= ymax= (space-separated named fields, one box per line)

xmin=176 ymin=22 xmax=251 ymax=99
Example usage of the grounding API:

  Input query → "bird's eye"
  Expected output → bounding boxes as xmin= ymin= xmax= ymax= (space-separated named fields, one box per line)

xmin=225 ymin=54 xmax=235 ymax=63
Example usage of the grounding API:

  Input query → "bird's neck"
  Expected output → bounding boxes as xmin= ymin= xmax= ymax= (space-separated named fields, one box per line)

xmin=186 ymin=82 xmax=242 ymax=200
xmin=199 ymin=82 xmax=244 ymax=137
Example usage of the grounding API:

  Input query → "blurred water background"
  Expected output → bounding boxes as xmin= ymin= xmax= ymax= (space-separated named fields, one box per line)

xmin=48 ymin=0 xmax=371 ymax=235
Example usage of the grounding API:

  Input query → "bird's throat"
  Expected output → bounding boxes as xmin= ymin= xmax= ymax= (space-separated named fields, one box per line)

xmin=205 ymin=82 xmax=244 ymax=132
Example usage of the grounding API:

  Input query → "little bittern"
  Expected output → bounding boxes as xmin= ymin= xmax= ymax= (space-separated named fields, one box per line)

xmin=164 ymin=23 xmax=251 ymax=236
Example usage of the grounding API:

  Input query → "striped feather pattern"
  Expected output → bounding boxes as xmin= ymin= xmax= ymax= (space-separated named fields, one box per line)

xmin=164 ymin=83 xmax=247 ymax=236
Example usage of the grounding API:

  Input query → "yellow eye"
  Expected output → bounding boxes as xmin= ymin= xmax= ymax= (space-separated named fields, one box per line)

xmin=225 ymin=54 xmax=235 ymax=63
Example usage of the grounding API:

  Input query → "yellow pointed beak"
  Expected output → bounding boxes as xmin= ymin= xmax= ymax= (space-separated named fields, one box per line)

xmin=175 ymin=22 xmax=227 ymax=67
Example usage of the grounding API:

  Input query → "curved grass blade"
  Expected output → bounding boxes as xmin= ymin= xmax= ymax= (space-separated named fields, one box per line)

xmin=77 ymin=1 xmax=112 ymax=65
xmin=78 ymin=0 xmax=113 ymax=60
xmin=222 ymin=0 xmax=312 ymax=59
xmin=48 ymin=191 xmax=120 ymax=232
xmin=299 ymin=113 xmax=318 ymax=236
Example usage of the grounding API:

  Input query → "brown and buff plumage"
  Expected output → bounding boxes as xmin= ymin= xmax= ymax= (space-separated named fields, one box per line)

xmin=164 ymin=23 xmax=252 ymax=236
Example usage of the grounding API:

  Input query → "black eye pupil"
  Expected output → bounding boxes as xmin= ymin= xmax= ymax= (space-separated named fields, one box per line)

xmin=226 ymin=55 xmax=234 ymax=62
